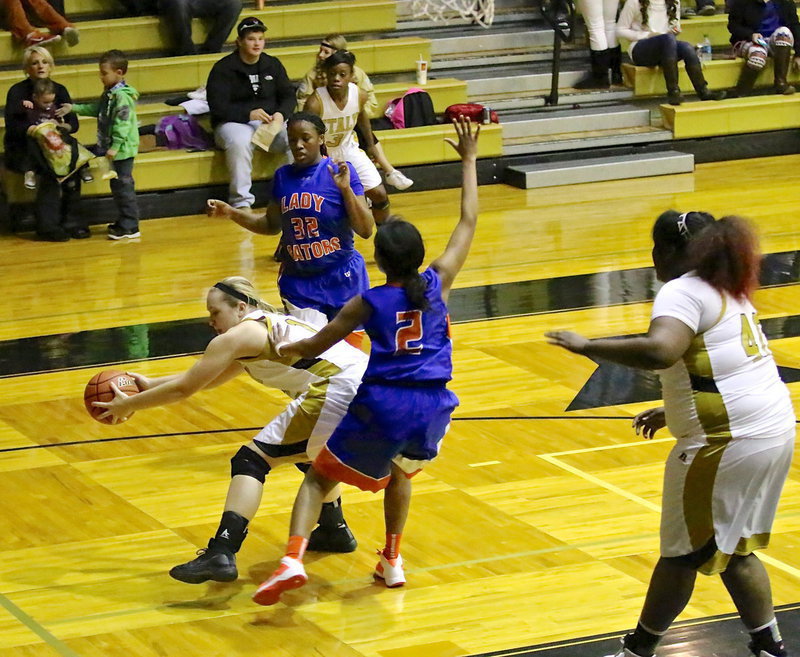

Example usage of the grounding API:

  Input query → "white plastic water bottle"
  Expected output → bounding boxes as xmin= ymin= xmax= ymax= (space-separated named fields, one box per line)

xmin=701 ymin=35 xmax=712 ymax=64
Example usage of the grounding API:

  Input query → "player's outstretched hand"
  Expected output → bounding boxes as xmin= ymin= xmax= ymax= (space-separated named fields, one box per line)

xmin=269 ymin=321 xmax=292 ymax=357
xmin=207 ymin=199 xmax=232 ymax=218
xmin=632 ymin=406 xmax=666 ymax=439
xmin=328 ymin=160 xmax=351 ymax=191
xmin=93 ymin=382 xmax=133 ymax=424
xmin=544 ymin=330 xmax=589 ymax=355
xmin=444 ymin=115 xmax=480 ymax=160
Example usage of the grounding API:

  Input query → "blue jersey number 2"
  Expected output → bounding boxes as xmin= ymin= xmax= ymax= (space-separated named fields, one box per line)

xmin=395 ymin=310 xmax=423 ymax=355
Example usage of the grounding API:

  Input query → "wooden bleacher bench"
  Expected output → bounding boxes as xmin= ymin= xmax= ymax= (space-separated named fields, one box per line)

xmin=0 ymin=1 xmax=397 ymax=63
xmin=0 ymin=78 xmax=468 ymax=151
xmin=1 ymin=122 xmax=502 ymax=200
xmin=622 ymin=59 xmax=800 ymax=95
xmin=64 ymin=0 xmax=113 ymax=18
xmin=0 ymin=37 xmax=432 ymax=104
xmin=661 ymin=94 xmax=800 ymax=138
xmin=376 ymin=122 xmax=503 ymax=168
xmin=0 ymin=0 xmax=489 ymax=208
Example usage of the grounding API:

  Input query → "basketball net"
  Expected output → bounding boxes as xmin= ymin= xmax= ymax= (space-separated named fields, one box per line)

xmin=411 ymin=0 xmax=495 ymax=27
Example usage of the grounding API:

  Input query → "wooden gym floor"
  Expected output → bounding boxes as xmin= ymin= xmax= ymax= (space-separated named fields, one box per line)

xmin=0 ymin=155 xmax=798 ymax=657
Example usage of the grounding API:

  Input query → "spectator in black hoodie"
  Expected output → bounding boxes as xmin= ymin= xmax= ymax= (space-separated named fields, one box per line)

xmin=207 ymin=16 xmax=295 ymax=209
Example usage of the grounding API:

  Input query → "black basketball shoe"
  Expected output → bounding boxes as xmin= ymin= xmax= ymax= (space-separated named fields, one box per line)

xmin=169 ymin=547 xmax=238 ymax=584
xmin=307 ymin=523 xmax=358 ymax=553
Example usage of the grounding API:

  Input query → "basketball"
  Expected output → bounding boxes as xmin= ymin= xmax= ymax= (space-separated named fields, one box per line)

xmin=84 ymin=370 xmax=139 ymax=424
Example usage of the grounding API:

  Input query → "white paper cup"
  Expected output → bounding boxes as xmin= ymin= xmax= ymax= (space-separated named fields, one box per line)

xmin=416 ymin=59 xmax=428 ymax=85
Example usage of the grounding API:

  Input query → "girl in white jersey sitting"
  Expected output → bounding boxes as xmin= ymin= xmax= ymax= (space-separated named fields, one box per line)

xmin=94 ymin=277 xmax=368 ymax=585
xmin=547 ymin=211 xmax=795 ymax=657
xmin=296 ymin=33 xmax=413 ymax=191
xmin=304 ymin=50 xmax=391 ymax=224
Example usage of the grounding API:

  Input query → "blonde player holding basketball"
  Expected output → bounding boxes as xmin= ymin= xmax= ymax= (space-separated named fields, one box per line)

xmin=547 ymin=211 xmax=795 ymax=657
xmin=95 ymin=277 xmax=367 ymax=584
xmin=304 ymin=49 xmax=391 ymax=224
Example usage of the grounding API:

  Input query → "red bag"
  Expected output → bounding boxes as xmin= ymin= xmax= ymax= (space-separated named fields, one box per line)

xmin=444 ymin=103 xmax=499 ymax=124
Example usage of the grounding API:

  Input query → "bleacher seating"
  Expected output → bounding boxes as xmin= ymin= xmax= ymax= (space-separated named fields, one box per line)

xmin=0 ymin=78 xmax=470 ymax=153
xmin=64 ymin=0 xmax=109 ymax=17
xmin=0 ymin=1 xmax=397 ymax=60
xmin=2 ymin=123 xmax=503 ymax=201
xmin=0 ymin=37 xmax=432 ymax=102
xmin=661 ymin=95 xmax=800 ymax=138
xmin=0 ymin=0 xmax=499 ymax=212
xmin=622 ymin=59 xmax=800 ymax=95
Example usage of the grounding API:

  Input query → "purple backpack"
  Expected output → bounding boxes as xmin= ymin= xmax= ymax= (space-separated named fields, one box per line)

xmin=155 ymin=114 xmax=211 ymax=150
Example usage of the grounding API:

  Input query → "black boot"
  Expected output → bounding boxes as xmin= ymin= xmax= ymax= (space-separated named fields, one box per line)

xmin=773 ymin=46 xmax=796 ymax=95
xmin=169 ymin=511 xmax=248 ymax=584
xmin=685 ymin=62 xmax=726 ymax=100
xmin=661 ymin=58 xmax=683 ymax=104
xmin=608 ymin=45 xmax=624 ymax=85
xmin=574 ymin=49 xmax=611 ymax=89
xmin=728 ymin=64 xmax=761 ymax=97
xmin=307 ymin=497 xmax=358 ymax=553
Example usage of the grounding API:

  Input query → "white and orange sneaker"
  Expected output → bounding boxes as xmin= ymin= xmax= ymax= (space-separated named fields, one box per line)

xmin=252 ymin=556 xmax=307 ymax=606
xmin=374 ymin=551 xmax=405 ymax=588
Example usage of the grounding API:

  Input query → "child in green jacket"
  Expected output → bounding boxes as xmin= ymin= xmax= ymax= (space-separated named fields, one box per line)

xmin=73 ymin=49 xmax=141 ymax=239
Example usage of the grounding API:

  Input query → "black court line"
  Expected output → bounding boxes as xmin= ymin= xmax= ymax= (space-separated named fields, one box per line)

xmin=3 ymin=416 xmax=798 ymax=454
xmin=1 ymin=250 xmax=799 ymax=379
xmin=0 ymin=416 xmax=637 ymax=454
xmin=467 ymin=603 xmax=800 ymax=657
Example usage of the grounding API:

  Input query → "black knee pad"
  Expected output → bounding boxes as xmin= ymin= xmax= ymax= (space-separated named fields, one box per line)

xmin=230 ymin=446 xmax=271 ymax=483
xmin=372 ymin=199 xmax=390 ymax=211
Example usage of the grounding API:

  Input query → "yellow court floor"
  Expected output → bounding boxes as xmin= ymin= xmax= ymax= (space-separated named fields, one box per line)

xmin=0 ymin=155 xmax=798 ymax=657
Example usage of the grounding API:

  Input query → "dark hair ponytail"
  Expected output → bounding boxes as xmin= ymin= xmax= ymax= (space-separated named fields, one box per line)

xmin=653 ymin=209 xmax=715 ymax=251
xmin=686 ymin=215 xmax=761 ymax=301
xmin=374 ymin=218 xmax=428 ymax=310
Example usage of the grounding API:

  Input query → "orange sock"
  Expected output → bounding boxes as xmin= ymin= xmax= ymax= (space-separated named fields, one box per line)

xmin=384 ymin=532 xmax=402 ymax=560
xmin=286 ymin=535 xmax=308 ymax=561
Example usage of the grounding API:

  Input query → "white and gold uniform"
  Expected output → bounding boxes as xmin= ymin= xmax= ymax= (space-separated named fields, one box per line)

xmin=315 ymin=82 xmax=382 ymax=190
xmin=238 ymin=310 xmax=367 ymax=460
xmin=653 ymin=274 xmax=796 ymax=574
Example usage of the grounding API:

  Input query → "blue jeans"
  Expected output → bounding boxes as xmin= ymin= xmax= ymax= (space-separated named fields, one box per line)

xmin=631 ymin=33 xmax=699 ymax=67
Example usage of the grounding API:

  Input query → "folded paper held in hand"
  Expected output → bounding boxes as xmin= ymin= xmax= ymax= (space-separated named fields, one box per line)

xmin=252 ymin=121 xmax=283 ymax=152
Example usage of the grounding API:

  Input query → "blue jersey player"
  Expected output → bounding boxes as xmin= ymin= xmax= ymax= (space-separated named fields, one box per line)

xmin=208 ymin=112 xmax=374 ymax=331
xmin=252 ymin=115 xmax=481 ymax=606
